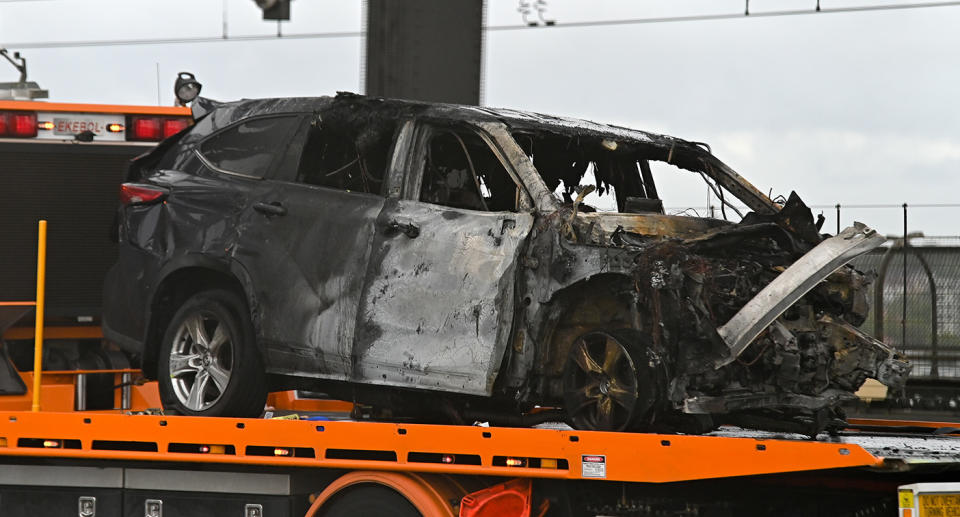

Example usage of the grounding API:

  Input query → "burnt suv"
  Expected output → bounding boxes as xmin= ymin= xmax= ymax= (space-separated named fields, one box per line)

xmin=103 ymin=93 xmax=909 ymax=433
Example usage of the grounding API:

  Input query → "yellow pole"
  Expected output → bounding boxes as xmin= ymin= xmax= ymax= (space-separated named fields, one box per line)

xmin=31 ymin=220 xmax=47 ymax=412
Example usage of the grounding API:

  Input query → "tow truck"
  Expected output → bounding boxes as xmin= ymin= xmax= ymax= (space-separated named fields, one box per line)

xmin=1 ymin=221 xmax=958 ymax=517
xmin=0 ymin=49 xmax=192 ymax=360
xmin=3 ymin=56 xmax=960 ymax=517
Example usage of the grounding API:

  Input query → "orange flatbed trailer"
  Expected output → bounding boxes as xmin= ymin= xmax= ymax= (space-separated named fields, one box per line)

xmin=4 ymin=101 xmax=960 ymax=516
xmin=1 ymin=372 xmax=960 ymax=517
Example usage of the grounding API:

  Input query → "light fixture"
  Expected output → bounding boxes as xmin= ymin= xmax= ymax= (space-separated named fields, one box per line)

xmin=174 ymin=72 xmax=202 ymax=106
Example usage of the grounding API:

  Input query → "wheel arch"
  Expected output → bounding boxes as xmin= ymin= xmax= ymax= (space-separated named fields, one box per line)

xmin=141 ymin=256 xmax=259 ymax=378
xmin=531 ymin=273 xmax=641 ymax=398
xmin=305 ymin=471 xmax=472 ymax=517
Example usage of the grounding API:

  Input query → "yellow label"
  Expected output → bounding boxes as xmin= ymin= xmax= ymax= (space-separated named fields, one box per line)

xmin=901 ymin=490 xmax=914 ymax=508
xmin=919 ymin=493 xmax=960 ymax=516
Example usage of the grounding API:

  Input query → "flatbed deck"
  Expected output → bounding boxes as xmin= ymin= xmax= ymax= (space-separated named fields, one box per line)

xmin=1 ymin=410 xmax=959 ymax=484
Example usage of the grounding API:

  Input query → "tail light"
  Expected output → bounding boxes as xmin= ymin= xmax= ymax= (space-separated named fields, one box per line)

xmin=128 ymin=116 xmax=162 ymax=141
xmin=0 ymin=111 xmax=38 ymax=138
xmin=120 ymin=183 xmax=168 ymax=205
xmin=162 ymin=118 xmax=190 ymax=137
xmin=127 ymin=115 xmax=192 ymax=142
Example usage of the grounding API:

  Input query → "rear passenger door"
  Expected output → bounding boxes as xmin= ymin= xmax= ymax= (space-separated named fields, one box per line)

xmin=247 ymin=115 xmax=389 ymax=380
xmin=187 ymin=113 xmax=308 ymax=365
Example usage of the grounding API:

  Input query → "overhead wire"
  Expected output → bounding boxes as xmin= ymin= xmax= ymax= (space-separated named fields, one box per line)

xmin=1 ymin=1 xmax=959 ymax=49
xmin=487 ymin=0 xmax=960 ymax=31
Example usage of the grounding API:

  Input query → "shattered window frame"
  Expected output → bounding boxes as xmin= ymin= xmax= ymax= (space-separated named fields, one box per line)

xmin=407 ymin=120 xmax=535 ymax=213
xmin=509 ymin=129 xmax=669 ymax=216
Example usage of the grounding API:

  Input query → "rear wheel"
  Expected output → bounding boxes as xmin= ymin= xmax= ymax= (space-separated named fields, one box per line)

xmin=562 ymin=329 xmax=664 ymax=432
xmin=157 ymin=289 xmax=267 ymax=417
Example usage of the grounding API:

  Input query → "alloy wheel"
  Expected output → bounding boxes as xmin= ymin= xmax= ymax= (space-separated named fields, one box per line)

xmin=563 ymin=330 xmax=641 ymax=431
xmin=168 ymin=311 xmax=234 ymax=411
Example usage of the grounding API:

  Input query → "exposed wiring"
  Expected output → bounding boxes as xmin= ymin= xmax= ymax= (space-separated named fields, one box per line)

xmin=698 ymin=171 xmax=744 ymax=220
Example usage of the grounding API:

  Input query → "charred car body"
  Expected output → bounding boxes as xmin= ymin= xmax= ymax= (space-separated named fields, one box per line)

xmin=103 ymin=93 xmax=910 ymax=433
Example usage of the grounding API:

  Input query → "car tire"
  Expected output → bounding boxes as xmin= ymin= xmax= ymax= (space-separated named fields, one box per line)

xmin=157 ymin=289 xmax=267 ymax=417
xmin=562 ymin=328 xmax=665 ymax=432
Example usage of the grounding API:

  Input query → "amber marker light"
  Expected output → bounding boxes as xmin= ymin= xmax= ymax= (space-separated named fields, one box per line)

xmin=37 ymin=121 xmax=54 ymax=130
xmin=106 ymin=123 xmax=124 ymax=133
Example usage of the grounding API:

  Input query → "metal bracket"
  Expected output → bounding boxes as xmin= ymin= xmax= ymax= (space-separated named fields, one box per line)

xmin=78 ymin=496 xmax=96 ymax=517
xmin=145 ymin=499 xmax=162 ymax=517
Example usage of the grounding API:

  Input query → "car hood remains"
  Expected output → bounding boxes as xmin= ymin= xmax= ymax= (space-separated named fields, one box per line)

xmin=558 ymin=191 xmax=910 ymax=432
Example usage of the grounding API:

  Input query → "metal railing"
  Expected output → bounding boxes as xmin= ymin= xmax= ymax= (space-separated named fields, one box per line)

xmin=0 ymin=220 xmax=46 ymax=410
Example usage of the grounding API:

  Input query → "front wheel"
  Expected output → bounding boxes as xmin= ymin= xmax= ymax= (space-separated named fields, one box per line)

xmin=157 ymin=289 xmax=267 ymax=417
xmin=562 ymin=329 xmax=664 ymax=432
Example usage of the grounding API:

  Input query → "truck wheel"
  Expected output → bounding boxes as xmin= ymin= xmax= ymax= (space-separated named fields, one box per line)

xmin=157 ymin=289 xmax=267 ymax=417
xmin=562 ymin=329 xmax=664 ymax=432
xmin=320 ymin=485 xmax=421 ymax=517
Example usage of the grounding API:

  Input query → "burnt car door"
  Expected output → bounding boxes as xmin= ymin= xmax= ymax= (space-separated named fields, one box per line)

xmin=244 ymin=113 xmax=392 ymax=380
xmin=354 ymin=121 xmax=534 ymax=396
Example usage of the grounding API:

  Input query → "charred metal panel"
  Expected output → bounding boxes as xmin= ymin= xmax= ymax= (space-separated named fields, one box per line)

xmin=577 ymin=212 xmax=730 ymax=239
xmin=355 ymin=199 xmax=533 ymax=395
xmin=717 ymin=223 xmax=887 ymax=365
xmin=247 ymin=183 xmax=385 ymax=378
xmin=104 ymin=93 xmax=913 ymax=433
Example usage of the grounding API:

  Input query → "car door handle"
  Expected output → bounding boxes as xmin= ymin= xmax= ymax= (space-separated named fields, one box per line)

xmin=253 ymin=202 xmax=287 ymax=216
xmin=384 ymin=219 xmax=420 ymax=238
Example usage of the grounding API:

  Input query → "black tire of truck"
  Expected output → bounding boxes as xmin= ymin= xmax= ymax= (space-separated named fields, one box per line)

xmin=157 ymin=289 xmax=267 ymax=418
xmin=562 ymin=328 xmax=666 ymax=432
xmin=320 ymin=485 xmax=421 ymax=517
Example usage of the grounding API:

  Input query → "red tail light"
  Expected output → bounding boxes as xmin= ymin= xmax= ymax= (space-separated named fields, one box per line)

xmin=120 ymin=183 xmax=168 ymax=205
xmin=127 ymin=115 xmax=191 ymax=141
xmin=162 ymin=118 xmax=190 ymax=138
xmin=129 ymin=116 xmax=162 ymax=141
xmin=0 ymin=111 xmax=38 ymax=138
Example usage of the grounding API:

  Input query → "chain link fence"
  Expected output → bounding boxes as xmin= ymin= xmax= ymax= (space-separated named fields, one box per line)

xmin=851 ymin=236 xmax=960 ymax=379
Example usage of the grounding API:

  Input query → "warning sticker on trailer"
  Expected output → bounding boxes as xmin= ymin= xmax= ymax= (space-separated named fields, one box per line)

xmin=918 ymin=493 xmax=960 ymax=516
xmin=581 ymin=455 xmax=606 ymax=478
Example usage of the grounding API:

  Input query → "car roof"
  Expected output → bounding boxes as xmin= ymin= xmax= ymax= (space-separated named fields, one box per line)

xmin=186 ymin=92 xmax=779 ymax=215
xmin=192 ymin=92 xmax=695 ymax=151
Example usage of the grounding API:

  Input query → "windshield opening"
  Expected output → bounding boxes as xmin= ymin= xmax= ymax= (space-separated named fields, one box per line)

xmin=513 ymin=131 xmax=746 ymax=222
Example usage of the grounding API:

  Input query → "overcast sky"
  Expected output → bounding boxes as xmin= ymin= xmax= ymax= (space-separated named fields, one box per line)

xmin=1 ymin=0 xmax=958 ymax=236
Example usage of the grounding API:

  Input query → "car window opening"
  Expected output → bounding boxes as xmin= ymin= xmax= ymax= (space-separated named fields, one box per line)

xmin=513 ymin=133 xmax=663 ymax=215
xmin=420 ymin=129 xmax=519 ymax=212
xmin=646 ymin=159 xmax=746 ymax=222
xmin=199 ymin=116 xmax=300 ymax=178
xmin=296 ymin=123 xmax=387 ymax=195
